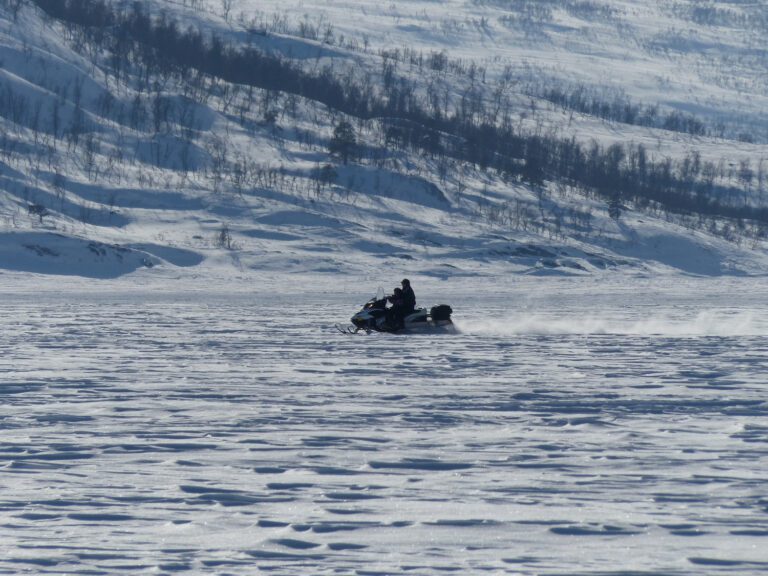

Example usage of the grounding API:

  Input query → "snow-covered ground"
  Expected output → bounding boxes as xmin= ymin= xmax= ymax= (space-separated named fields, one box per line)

xmin=2 ymin=276 xmax=767 ymax=574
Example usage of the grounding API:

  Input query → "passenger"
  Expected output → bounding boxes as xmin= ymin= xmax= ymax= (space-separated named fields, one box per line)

xmin=387 ymin=287 xmax=405 ymax=330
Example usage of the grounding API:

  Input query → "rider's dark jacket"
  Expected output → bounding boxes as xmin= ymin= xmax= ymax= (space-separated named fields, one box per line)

xmin=401 ymin=285 xmax=416 ymax=312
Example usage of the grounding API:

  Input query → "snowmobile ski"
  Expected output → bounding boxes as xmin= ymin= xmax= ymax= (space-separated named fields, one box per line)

xmin=335 ymin=323 xmax=361 ymax=335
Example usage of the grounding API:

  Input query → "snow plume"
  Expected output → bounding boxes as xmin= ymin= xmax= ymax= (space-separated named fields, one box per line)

xmin=459 ymin=310 xmax=764 ymax=337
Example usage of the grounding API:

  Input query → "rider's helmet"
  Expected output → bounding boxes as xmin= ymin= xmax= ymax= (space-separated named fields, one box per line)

xmin=401 ymin=278 xmax=410 ymax=287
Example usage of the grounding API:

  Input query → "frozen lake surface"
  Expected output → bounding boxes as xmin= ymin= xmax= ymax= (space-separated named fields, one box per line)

xmin=1 ymin=279 xmax=768 ymax=575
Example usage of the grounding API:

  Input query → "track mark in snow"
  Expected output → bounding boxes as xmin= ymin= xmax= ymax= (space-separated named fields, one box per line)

xmin=549 ymin=524 xmax=644 ymax=536
xmin=368 ymin=459 xmax=473 ymax=471
xmin=270 ymin=538 xmax=322 ymax=550
xmin=327 ymin=542 xmax=368 ymax=550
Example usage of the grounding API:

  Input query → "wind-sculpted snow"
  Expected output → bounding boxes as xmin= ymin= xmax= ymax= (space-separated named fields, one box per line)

xmin=1 ymin=286 xmax=767 ymax=574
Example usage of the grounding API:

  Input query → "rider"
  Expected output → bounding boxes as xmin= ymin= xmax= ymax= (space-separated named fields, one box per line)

xmin=400 ymin=278 xmax=416 ymax=314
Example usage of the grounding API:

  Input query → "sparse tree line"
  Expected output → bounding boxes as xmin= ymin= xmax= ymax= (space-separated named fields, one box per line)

xmin=669 ymin=2 xmax=768 ymax=33
xmin=2 ymin=0 xmax=767 ymax=242
xmin=474 ymin=0 xmax=768 ymax=39
xmin=529 ymin=82 xmax=709 ymax=139
xmin=471 ymin=0 xmax=619 ymax=23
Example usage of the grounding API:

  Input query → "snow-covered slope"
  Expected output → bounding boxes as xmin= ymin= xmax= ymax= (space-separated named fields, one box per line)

xmin=1 ymin=0 xmax=768 ymax=283
xmin=237 ymin=0 xmax=768 ymax=140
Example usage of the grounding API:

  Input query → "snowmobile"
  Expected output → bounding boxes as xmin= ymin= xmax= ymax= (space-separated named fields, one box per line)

xmin=336 ymin=287 xmax=454 ymax=334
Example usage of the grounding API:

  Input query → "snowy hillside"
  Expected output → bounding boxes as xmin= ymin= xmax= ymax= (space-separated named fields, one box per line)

xmin=1 ymin=0 xmax=768 ymax=281
xmin=238 ymin=0 xmax=768 ymax=142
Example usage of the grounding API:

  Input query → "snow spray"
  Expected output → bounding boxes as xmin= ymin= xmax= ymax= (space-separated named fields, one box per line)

xmin=459 ymin=309 xmax=764 ymax=337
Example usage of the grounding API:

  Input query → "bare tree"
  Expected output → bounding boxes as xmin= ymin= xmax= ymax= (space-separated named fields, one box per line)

xmin=215 ymin=223 xmax=234 ymax=249
xmin=221 ymin=0 xmax=234 ymax=22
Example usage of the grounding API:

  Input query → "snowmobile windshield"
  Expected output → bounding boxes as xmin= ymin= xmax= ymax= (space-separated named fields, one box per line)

xmin=376 ymin=286 xmax=385 ymax=301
